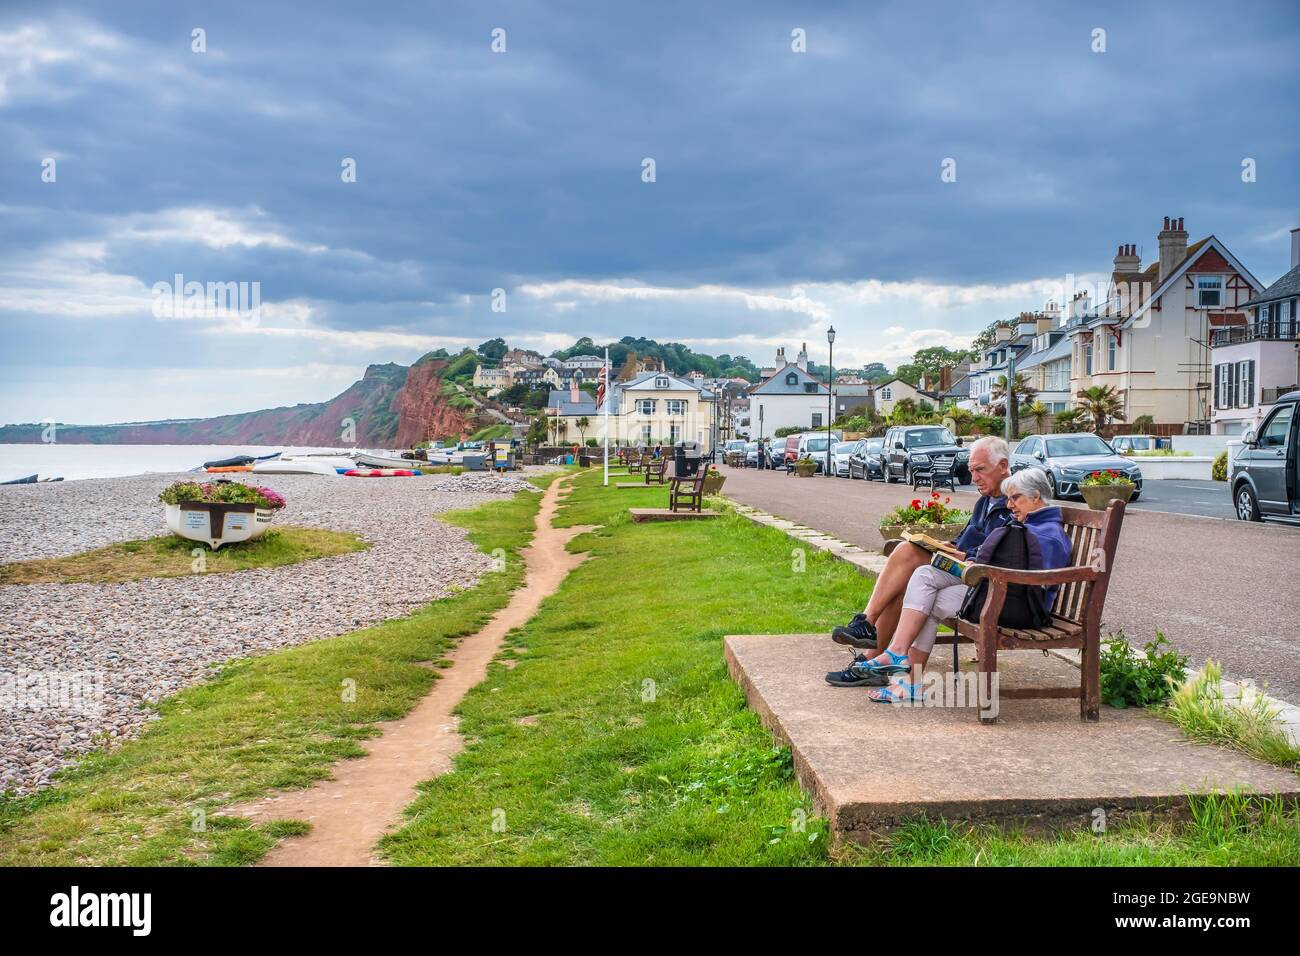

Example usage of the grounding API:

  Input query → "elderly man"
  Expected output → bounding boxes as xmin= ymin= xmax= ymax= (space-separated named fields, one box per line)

xmin=825 ymin=436 xmax=1013 ymax=683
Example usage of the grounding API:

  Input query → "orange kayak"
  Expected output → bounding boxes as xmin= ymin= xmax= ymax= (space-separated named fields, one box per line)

xmin=206 ymin=465 xmax=254 ymax=472
xmin=342 ymin=468 xmax=420 ymax=477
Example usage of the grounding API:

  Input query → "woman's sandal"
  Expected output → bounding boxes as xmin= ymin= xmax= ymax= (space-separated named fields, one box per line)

xmin=851 ymin=648 xmax=911 ymax=676
xmin=868 ymin=680 xmax=922 ymax=704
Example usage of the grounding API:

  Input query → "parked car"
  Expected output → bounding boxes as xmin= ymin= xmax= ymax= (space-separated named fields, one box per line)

xmin=848 ymin=437 xmax=885 ymax=480
xmin=780 ymin=434 xmax=805 ymax=471
xmin=830 ymin=441 xmax=857 ymax=477
xmin=764 ymin=440 xmax=785 ymax=469
xmin=794 ymin=431 xmax=843 ymax=474
xmin=1230 ymin=389 xmax=1299 ymax=523
xmin=1010 ymin=433 xmax=1143 ymax=500
xmin=1112 ymin=434 xmax=1172 ymax=455
xmin=743 ymin=441 xmax=760 ymax=468
xmin=724 ymin=439 xmax=747 ymax=464
xmin=881 ymin=425 xmax=971 ymax=485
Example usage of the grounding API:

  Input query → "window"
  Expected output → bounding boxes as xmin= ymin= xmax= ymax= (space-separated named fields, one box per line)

xmin=637 ymin=399 xmax=655 ymax=415
xmin=1258 ymin=303 xmax=1275 ymax=337
xmin=1015 ymin=438 xmax=1036 ymax=454
xmin=1085 ymin=342 xmax=1093 ymax=375
xmin=1259 ymin=405 xmax=1292 ymax=448
xmin=1235 ymin=360 xmax=1254 ymax=408
xmin=1215 ymin=363 xmax=1231 ymax=409
xmin=641 ymin=425 xmax=653 ymax=444
xmin=785 ymin=373 xmax=798 ymax=386
xmin=811 ymin=413 xmax=823 ymax=428
xmin=880 ymin=386 xmax=893 ymax=401
xmin=655 ymin=376 xmax=669 ymax=388
xmin=1196 ymin=276 xmax=1223 ymax=308
xmin=669 ymin=424 xmax=681 ymax=443
xmin=1107 ymin=334 xmax=1117 ymax=371
xmin=804 ymin=382 xmax=818 ymax=393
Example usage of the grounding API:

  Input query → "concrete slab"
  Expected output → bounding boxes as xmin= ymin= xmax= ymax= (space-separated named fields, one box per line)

xmin=724 ymin=633 xmax=1300 ymax=842
xmin=629 ymin=508 xmax=720 ymax=523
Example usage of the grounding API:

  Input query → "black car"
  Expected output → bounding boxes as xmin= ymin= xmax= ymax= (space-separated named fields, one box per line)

xmin=847 ymin=438 xmax=885 ymax=480
xmin=1230 ymin=389 xmax=1300 ymax=524
xmin=881 ymin=425 xmax=970 ymax=485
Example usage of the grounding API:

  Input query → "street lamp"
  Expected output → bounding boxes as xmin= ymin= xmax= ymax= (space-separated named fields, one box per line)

xmin=826 ymin=325 xmax=836 ymax=477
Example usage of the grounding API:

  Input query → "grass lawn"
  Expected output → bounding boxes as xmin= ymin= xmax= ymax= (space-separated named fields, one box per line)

xmin=0 ymin=473 xmax=562 ymax=865
xmin=3 ymin=468 xmax=1296 ymax=866
xmin=379 ymin=471 xmax=1300 ymax=866
xmin=0 ymin=526 xmax=368 ymax=585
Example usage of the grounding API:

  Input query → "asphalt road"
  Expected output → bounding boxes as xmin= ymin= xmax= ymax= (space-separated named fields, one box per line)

xmin=721 ymin=465 xmax=1300 ymax=703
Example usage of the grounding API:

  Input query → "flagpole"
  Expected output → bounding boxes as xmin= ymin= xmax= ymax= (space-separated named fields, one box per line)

xmin=603 ymin=346 xmax=610 ymax=487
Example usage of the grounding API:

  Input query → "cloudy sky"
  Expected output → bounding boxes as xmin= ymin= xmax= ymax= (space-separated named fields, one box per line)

xmin=2 ymin=0 xmax=1297 ymax=425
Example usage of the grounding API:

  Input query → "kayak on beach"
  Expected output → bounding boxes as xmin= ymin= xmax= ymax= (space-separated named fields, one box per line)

xmin=205 ymin=465 xmax=254 ymax=473
xmin=343 ymin=468 xmax=421 ymax=477
xmin=252 ymin=458 xmax=341 ymax=476
xmin=1 ymin=474 xmax=64 ymax=484
xmin=201 ymin=452 xmax=280 ymax=469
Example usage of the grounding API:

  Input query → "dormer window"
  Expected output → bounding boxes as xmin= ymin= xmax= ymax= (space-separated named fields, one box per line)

xmin=785 ymin=372 xmax=798 ymax=386
xmin=1196 ymin=276 xmax=1223 ymax=308
xmin=655 ymin=376 xmax=669 ymax=388
xmin=804 ymin=382 xmax=817 ymax=393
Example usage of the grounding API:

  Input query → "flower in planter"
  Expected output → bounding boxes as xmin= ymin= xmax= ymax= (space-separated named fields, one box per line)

xmin=881 ymin=490 xmax=969 ymax=529
xmin=159 ymin=480 xmax=287 ymax=510
xmin=1080 ymin=469 xmax=1134 ymax=487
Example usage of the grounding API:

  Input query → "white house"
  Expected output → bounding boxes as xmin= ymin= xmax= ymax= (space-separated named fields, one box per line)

xmin=1067 ymin=216 xmax=1264 ymax=430
xmin=748 ymin=363 xmax=830 ymax=438
xmin=597 ymin=371 xmax=717 ymax=450
xmin=1211 ymin=228 xmax=1300 ymax=435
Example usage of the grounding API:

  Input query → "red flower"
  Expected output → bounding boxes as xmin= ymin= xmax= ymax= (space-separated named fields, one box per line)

xmin=911 ymin=499 xmax=922 ymax=509
xmin=945 ymin=496 xmax=952 ymax=504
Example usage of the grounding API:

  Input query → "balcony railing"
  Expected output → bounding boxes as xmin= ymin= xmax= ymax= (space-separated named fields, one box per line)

xmin=1262 ymin=385 xmax=1298 ymax=405
xmin=1211 ymin=322 xmax=1299 ymax=347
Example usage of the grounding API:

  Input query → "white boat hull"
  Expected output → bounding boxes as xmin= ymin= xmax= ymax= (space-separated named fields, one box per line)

xmin=165 ymin=503 xmax=275 ymax=549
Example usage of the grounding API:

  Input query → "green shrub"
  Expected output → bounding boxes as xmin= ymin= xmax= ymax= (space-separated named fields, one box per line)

xmin=1099 ymin=631 xmax=1187 ymax=708
xmin=774 ymin=426 xmax=803 ymax=438
xmin=1212 ymin=450 xmax=1228 ymax=481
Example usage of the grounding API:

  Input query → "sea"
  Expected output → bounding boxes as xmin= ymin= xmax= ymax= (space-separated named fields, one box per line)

xmin=0 ymin=444 xmax=360 ymax=482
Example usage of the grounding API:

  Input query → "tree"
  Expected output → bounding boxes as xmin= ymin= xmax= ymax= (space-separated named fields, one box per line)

xmin=1075 ymin=385 xmax=1126 ymax=434
xmin=862 ymin=362 xmax=891 ymax=383
xmin=990 ymin=373 xmax=1038 ymax=421
xmin=1054 ymin=408 xmax=1084 ymax=432
xmin=476 ymin=338 xmax=508 ymax=363
xmin=527 ymin=412 xmax=548 ymax=447
xmin=1023 ymin=400 xmax=1051 ymax=435
xmin=575 ymin=416 xmax=590 ymax=444
xmin=910 ymin=346 xmax=974 ymax=385
xmin=890 ymin=397 xmax=919 ymax=423
xmin=1132 ymin=414 xmax=1154 ymax=433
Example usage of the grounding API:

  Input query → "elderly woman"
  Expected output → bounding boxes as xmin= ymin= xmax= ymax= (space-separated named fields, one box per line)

xmin=825 ymin=468 xmax=1072 ymax=702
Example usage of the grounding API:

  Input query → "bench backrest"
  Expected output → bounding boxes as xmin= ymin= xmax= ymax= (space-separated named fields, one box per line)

xmin=1051 ymin=500 xmax=1125 ymax=624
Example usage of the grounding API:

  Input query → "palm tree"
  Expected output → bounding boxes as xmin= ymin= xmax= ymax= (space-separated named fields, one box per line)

xmin=890 ymin=397 xmax=918 ymax=423
xmin=989 ymin=373 xmax=1038 ymax=416
xmin=1054 ymin=408 xmax=1084 ymax=432
xmin=575 ymin=416 xmax=590 ymax=444
xmin=1075 ymin=385 xmax=1126 ymax=435
xmin=1024 ymin=400 xmax=1050 ymax=434
xmin=945 ymin=406 xmax=974 ymax=436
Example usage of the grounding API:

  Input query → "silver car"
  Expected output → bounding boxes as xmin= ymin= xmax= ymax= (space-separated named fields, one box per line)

xmin=1010 ymin=433 xmax=1143 ymax=500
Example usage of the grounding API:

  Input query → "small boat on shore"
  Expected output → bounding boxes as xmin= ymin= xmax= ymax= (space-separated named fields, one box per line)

xmin=1 ymin=474 xmax=64 ymax=484
xmin=343 ymin=468 xmax=421 ymax=477
xmin=252 ymin=458 xmax=339 ymax=476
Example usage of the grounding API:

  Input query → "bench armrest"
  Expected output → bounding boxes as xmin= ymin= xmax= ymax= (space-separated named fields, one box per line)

xmin=960 ymin=563 xmax=1101 ymax=587
xmin=881 ymin=539 xmax=902 ymax=557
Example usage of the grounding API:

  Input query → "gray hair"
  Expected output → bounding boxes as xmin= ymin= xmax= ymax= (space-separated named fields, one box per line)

xmin=1002 ymin=467 xmax=1053 ymax=502
xmin=969 ymin=435 xmax=1010 ymax=465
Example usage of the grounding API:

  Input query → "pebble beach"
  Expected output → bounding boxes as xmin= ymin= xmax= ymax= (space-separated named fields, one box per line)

xmin=0 ymin=467 xmax=552 ymax=795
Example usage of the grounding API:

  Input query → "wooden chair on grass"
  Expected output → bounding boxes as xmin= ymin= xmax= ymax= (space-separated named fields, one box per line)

xmin=644 ymin=458 xmax=668 ymax=485
xmin=668 ymin=473 xmax=707 ymax=513
xmin=882 ymin=499 xmax=1126 ymax=722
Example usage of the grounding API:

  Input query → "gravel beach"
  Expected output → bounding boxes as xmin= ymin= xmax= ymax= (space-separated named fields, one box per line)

xmin=0 ymin=467 xmax=553 ymax=795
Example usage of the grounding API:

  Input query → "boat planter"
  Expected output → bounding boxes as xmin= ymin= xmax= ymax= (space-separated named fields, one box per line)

xmin=794 ymin=460 xmax=818 ymax=477
xmin=877 ymin=521 xmax=966 ymax=547
xmin=1080 ymin=483 xmax=1135 ymax=511
xmin=164 ymin=501 xmax=275 ymax=549
xmin=702 ymin=472 xmax=727 ymax=496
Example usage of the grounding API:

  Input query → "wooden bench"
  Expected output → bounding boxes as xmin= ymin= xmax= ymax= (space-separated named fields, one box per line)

xmin=668 ymin=473 xmax=707 ymax=513
xmin=627 ymin=454 xmax=643 ymax=474
xmin=644 ymin=458 xmax=668 ymax=485
xmin=883 ymin=499 xmax=1125 ymax=723
xmin=911 ymin=460 xmax=955 ymax=492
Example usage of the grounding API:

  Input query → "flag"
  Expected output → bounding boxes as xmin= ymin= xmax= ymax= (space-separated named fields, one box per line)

xmin=596 ymin=364 xmax=607 ymax=406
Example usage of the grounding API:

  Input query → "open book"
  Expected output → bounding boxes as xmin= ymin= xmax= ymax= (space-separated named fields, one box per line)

xmin=928 ymin=550 xmax=968 ymax=580
xmin=900 ymin=531 xmax=963 ymax=555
